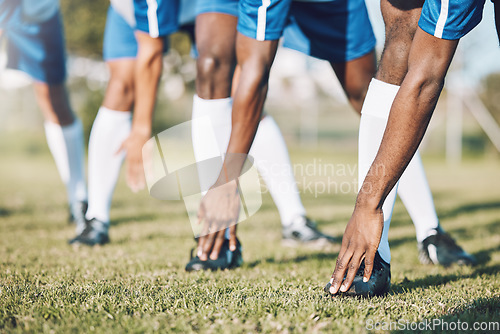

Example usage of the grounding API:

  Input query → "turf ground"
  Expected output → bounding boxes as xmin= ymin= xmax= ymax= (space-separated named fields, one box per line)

xmin=1 ymin=132 xmax=499 ymax=333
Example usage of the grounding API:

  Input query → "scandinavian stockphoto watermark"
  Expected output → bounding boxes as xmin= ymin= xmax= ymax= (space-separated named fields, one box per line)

xmin=142 ymin=117 xmax=262 ymax=238
xmin=141 ymin=117 xmax=377 ymax=237
xmin=366 ymin=318 xmax=500 ymax=331
xmin=256 ymin=158 xmax=359 ymax=198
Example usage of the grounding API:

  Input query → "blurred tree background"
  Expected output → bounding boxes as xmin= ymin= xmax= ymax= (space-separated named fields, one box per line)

xmin=60 ymin=0 xmax=108 ymax=57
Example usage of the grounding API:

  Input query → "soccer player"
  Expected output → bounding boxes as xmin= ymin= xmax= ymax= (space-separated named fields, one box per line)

xmin=187 ymin=0 xmax=475 ymax=273
xmin=186 ymin=1 xmax=341 ymax=272
xmin=69 ymin=0 xmax=180 ymax=245
xmin=327 ymin=0 xmax=487 ymax=297
xmin=0 ymin=0 xmax=88 ymax=227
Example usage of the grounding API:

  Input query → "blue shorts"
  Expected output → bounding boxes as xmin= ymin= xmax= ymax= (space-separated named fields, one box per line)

xmin=103 ymin=5 xmax=171 ymax=61
xmin=109 ymin=0 xmax=179 ymax=38
xmin=419 ymin=0 xmax=486 ymax=40
xmin=282 ymin=0 xmax=376 ymax=62
xmin=238 ymin=0 xmax=292 ymax=41
xmin=196 ymin=0 xmax=376 ymax=62
xmin=0 ymin=1 xmax=66 ymax=84
xmin=133 ymin=0 xmax=179 ymax=37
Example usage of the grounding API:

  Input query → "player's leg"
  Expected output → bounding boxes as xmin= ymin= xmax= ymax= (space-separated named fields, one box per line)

xmin=70 ymin=5 xmax=136 ymax=246
xmin=284 ymin=0 xmax=392 ymax=296
xmin=361 ymin=0 xmax=476 ymax=266
xmin=3 ymin=6 xmax=88 ymax=226
xmin=328 ymin=33 xmax=443 ymax=260
xmin=35 ymin=81 xmax=88 ymax=222
xmin=189 ymin=2 xmax=336 ymax=271
xmin=355 ymin=0 xmax=423 ymax=272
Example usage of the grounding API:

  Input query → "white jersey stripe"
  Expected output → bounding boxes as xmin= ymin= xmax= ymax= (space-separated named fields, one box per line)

xmin=434 ymin=0 xmax=449 ymax=38
xmin=146 ymin=0 xmax=160 ymax=38
xmin=256 ymin=0 xmax=271 ymax=41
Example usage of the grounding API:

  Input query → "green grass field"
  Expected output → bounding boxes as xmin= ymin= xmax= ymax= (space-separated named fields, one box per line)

xmin=1 ymin=132 xmax=499 ymax=333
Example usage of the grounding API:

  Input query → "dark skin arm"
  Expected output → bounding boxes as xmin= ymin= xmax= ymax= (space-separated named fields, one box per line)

xmin=329 ymin=28 xmax=458 ymax=294
xmin=197 ymin=32 xmax=279 ymax=260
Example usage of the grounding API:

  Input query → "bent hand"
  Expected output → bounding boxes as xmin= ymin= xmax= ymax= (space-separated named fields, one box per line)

xmin=197 ymin=180 xmax=240 ymax=261
xmin=117 ymin=131 xmax=150 ymax=193
xmin=328 ymin=205 xmax=384 ymax=295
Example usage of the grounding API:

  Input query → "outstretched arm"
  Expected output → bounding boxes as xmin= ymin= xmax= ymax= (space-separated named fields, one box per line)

xmin=119 ymin=31 xmax=164 ymax=192
xmin=197 ymin=33 xmax=279 ymax=260
xmin=329 ymin=28 xmax=458 ymax=294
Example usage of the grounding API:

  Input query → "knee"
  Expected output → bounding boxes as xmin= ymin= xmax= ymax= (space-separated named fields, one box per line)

xmin=197 ymin=53 xmax=233 ymax=84
xmin=111 ymin=77 xmax=134 ymax=97
xmin=107 ymin=76 xmax=135 ymax=108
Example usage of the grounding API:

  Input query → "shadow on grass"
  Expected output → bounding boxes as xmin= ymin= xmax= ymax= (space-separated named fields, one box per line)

xmin=437 ymin=200 xmax=500 ymax=220
xmin=244 ymin=251 xmax=339 ymax=269
xmin=393 ymin=296 xmax=500 ymax=333
xmin=390 ymin=262 xmax=500 ymax=296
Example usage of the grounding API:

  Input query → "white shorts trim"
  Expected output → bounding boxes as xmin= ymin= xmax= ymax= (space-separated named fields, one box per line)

xmin=146 ymin=0 xmax=160 ymax=38
xmin=256 ymin=0 xmax=271 ymax=41
xmin=434 ymin=0 xmax=450 ymax=38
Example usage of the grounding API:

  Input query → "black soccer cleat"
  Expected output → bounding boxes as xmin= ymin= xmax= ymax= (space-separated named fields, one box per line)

xmin=282 ymin=216 xmax=339 ymax=248
xmin=69 ymin=218 xmax=109 ymax=246
xmin=324 ymin=251 xmax=391 ymax=298
xmin=185 ymin=238 xmax=243 ymax=272
xmin=418 ymin=229 xmax=477 ymax=266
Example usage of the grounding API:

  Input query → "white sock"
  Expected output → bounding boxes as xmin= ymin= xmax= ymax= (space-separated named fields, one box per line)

xmin=192 ymin=96 xmax=233 ymax=239
xmin=397 ymin=151 xmax=440 ymax=242
xmin=248 ymin=116 xmax=306 ymax=226
xmin=192 ymin=95 xmax=306 ymax=228
xmin=44 ymin=119 xmax=87 ymax=206
xmin=358 ymin=78 xmax=400 ymax=264
xmin=85 ymin=107 xmax=132 ymax=223
xmin=192 ymin=95 xmax=233 ymax=191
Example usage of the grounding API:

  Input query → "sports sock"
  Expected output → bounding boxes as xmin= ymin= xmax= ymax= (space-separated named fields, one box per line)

xmin=192 ymin=95 xmax=306 ymax=228
xmin=192 ymin=95 xmax=233 ymax=240
xmin=397 ymin=151 xmax=441 ymax=242
xmin=44 ymin=119 xmax=87 ymax=206
xmin=358 ymin=78 xmax=400 ymax=264
xmin=192 ymin=95 xmax=233 ymax=192
xmin=85 ymin=107 xmax=132 ymax=223
xmin=248 ymin=116 xmax=306 ymax=226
